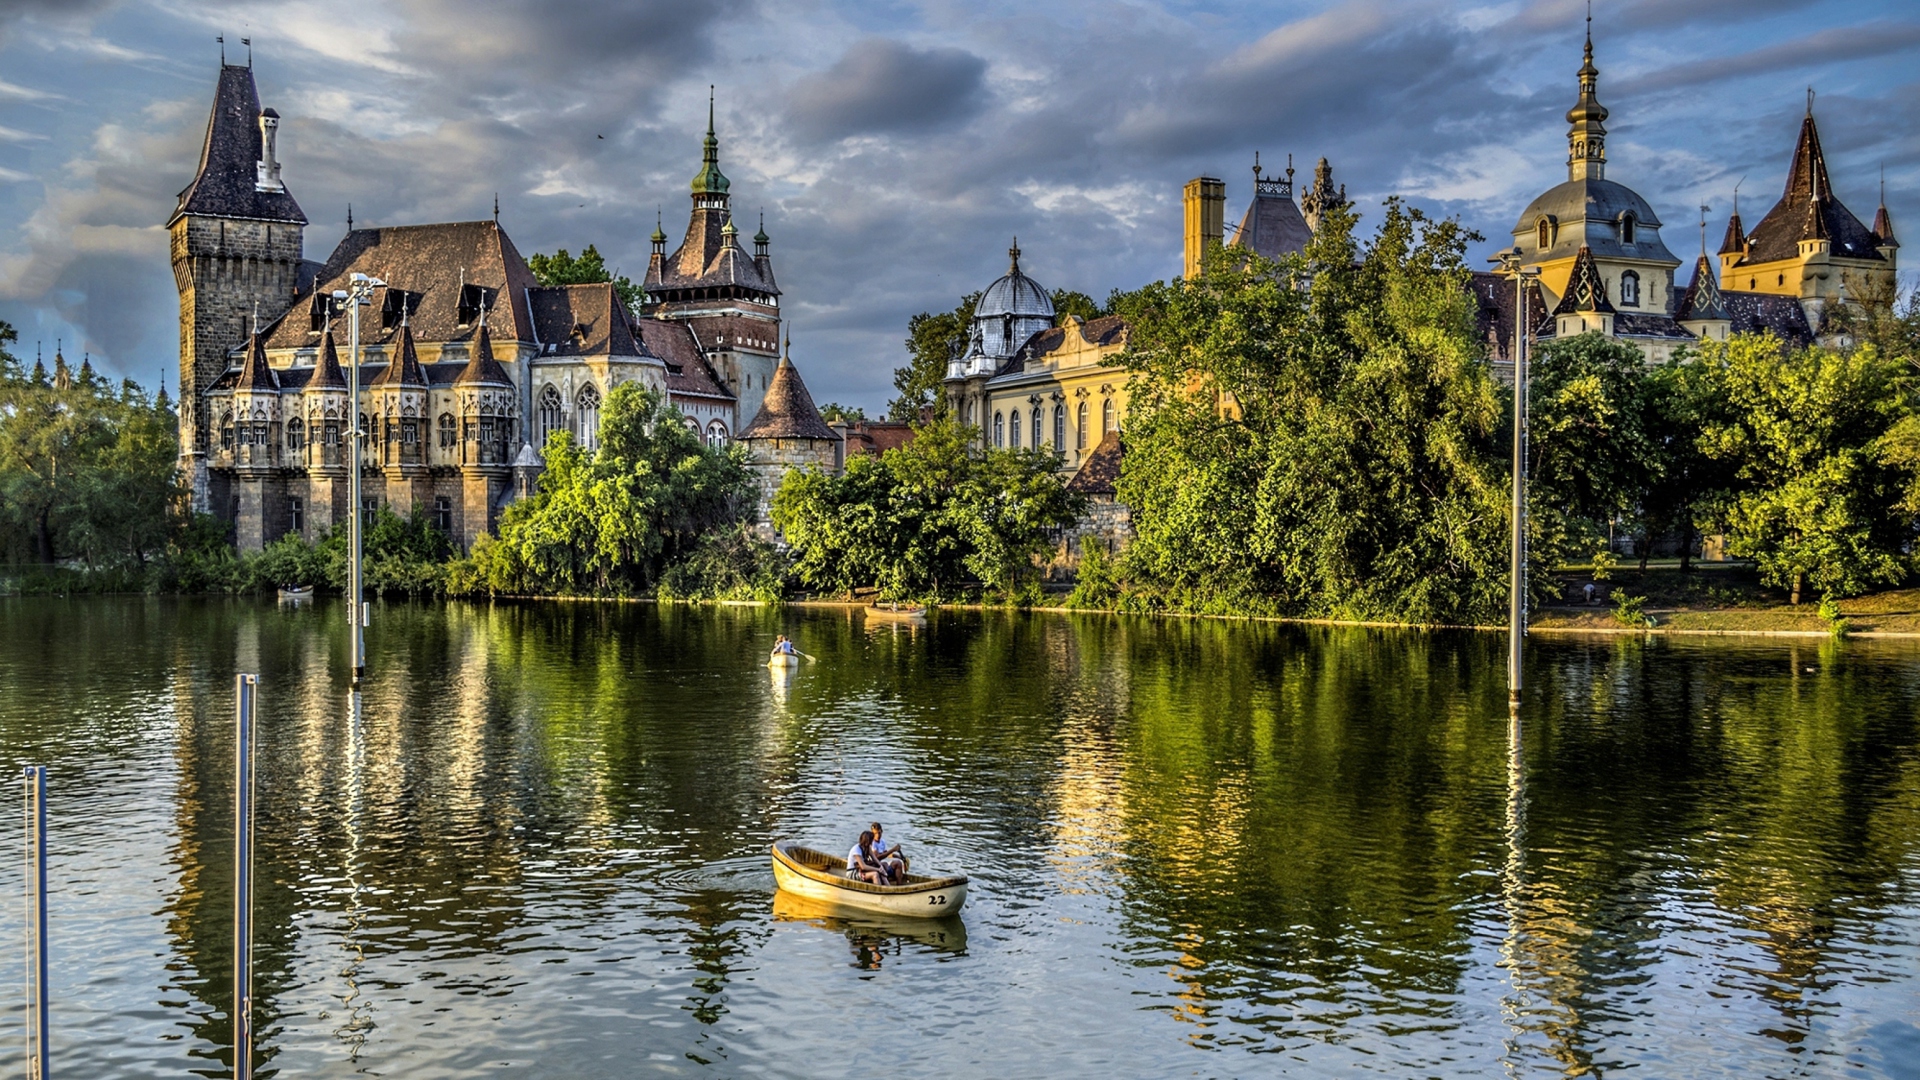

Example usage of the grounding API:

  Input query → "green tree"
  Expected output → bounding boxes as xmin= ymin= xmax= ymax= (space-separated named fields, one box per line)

xmin=527 ymin=244 xmax=644 ymax=315
xmin=1526 ymin=332 xmax=1659 ymax=569
xmin=1050 ymin=288 xmax=1108 ymax=322
xmin=1111 ymin=200 xmax=1511 ymax=623
xmin=817 ymin=402 xmax=868 ymax=425
xmin=1641 ymin=355 xmax=1737 ymax=573
xmin=772 ymin=416 xmax=1082 ymax=600
xmin=1697 ymin=334 xmax=1914 ymax=602
xmin=889 ymin=293 xmax=978 ymax=423
xmin=475 ymin=383 xmax=754 ymax=594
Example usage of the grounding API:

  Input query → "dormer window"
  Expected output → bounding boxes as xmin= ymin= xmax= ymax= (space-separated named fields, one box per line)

xmin=1620 ymin=270 xmax=1640 ymax=308
xmin=1536 ymin=217 xmax=1553 ymax=250
xmin=457 ymin=283 xmax=497 ymax=327
xmin=308 ymin=292 xmax=340 ymax=332
xmin=1620 ymin=213 xmax=1636 ymax=245
xmin=381 ymin=289 xmax=420 ymax=330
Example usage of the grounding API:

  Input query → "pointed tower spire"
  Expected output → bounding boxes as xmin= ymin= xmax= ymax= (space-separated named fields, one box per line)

xmin=307 ymin=329 xmax=347 ymax=390
xmin=1874 ymin=166 xmax=1899 ymax=251
xmin=690 ymin=85 xmax=730 ymax=197
xmin=1009 ymin=237 xmax=1022 ymax=274
xmin=1720 ymin=181 xmax=1747 ymax=255
xmin=236 ymin=323 xmax=279 ymax=392
xmin=754 ymin=210 xmax=770 ymax=258
xmin=1565 ymin=12 xmax=1609 ymax=183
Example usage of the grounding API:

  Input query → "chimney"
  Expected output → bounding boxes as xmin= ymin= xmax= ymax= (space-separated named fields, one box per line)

xmin=256 ymin=107 xmax=284 ymax=192
xmin=1183 ymin=176 xmax=1225 ymax=280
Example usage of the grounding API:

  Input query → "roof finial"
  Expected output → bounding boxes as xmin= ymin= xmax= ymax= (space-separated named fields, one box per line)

xmin=1009 ymin=236 xmax=1021 ymax=273
xmin=1699 ymin=204 xmax=1710 ymax=258
xmin=708 ymin=85 xmax=716 ymax=137
xmin=493 ymin=192 xmax=500 ymax=225
xmin=243 ymin=36 xmax=251 ymax=68
xmin=1807 ymin=86 xmax=1815 ymax=117
xmin=217 ymin=35 xmax=224 ymax=65
xmin=1287 ymin=153 xmax=1295 ymax=187
xmin=251 ymin=301 xmax=259 ymax=339
xmin=346 ymin=203 xmax=353 ymax=231
xmin=1253 ymin=150 xmax=1261 ymax=180
xmin=1585 ymin=0 xmax=1592 ymax=57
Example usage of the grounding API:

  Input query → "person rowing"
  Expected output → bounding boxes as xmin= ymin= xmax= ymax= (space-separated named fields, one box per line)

xmin=774 ymin=635 xmax=797 ymax=656
xmin=847 ymin=829 xmax=890 ymax=885
xmin=870 ymin=821 xmax=906 ymax=882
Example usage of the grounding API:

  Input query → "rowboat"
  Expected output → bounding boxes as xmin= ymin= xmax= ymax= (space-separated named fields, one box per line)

xmin=770 ymin=841 xmax=967 ymax=918
xmin=772 ymin=891 xmax=968 ymax=953
xmin=277 ymin=585 xmax=314 ymax=601
xmin=864 ymin=602 xmax=927 ymax=622
xmin=767 ymin=651 xmax=801 ymax=668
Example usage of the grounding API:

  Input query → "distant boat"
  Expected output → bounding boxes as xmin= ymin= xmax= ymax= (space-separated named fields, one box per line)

xmin=767 ymin=651 xmax=802 ymax=669
xmin=864 ymin=602 xmax=927 ymax=622
xmin=277 ymin=585 xmax=314 ymax=601
xmin=771 ymin=841 xmax=967 ymax=917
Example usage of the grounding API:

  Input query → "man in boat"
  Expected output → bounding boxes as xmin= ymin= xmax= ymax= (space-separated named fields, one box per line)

xmin=847 ymin=830 xmax=890 ymax=885
xmin=773 ymin=635 xmax=797 ymax=657
xmin=870 ymin=821 xmax=906 ymax=882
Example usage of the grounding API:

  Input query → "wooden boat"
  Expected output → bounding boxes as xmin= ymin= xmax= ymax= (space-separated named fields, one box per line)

xmin=277 ymin=585 xmax=314 ymax=601
xmin=770 ymin=841 xmax=967 ymax=917
xmin=863 ymin=602 xmax=927 ymax=622
xmin=767 ymin=651 xmax=801 ymax=669
xmin=772 ymin=891 xmax=968 ymax=953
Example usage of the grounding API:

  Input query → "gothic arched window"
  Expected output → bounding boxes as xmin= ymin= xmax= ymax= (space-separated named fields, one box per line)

xmin=286 ymin=417 xmax=304 ymax=450
xmin=1053 ymin=404 xmax=1066 ymax=457
xmin=439 ymin=413 xmax=456 ymax=448
xmin=538 ymin=385 xmax=565 ymax=446
xmin=1032 ymin=407 xmax=1043 ymax=449
xmin=1620 ymin=213 xmax=1636 ymax=245
xmin=1076 ymin=401 xmax=1088 ymax=449
xmin=1537 ymin=218 xmax=1551 ymax=250
xmin=1009 ymin=409 xmax=1022 ymax=448
xmin=1101 ymin=397 xmax=1115 ymax=435
xmin=1620 ymin=270 xmax=1641 ymax=308
xmin=576 ymin=384 xmax=602 ymax=450
xmin=707 ymin=420 xmax=728 ymax=447
xmin=994 ymin=411 xmax=1004 ymax=448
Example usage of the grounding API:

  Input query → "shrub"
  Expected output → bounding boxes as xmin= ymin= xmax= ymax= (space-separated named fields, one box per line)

xmin=656 ymin=525 xmax=787 ymax=602
xmin=1611 ymin=592 xmax=1651 ymax=628
xmin=1065 ymin=538 xmax=1123 ymax=609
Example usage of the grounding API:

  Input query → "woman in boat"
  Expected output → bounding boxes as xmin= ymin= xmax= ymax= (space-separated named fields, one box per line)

xmin=773 ymin=635 xmax=797 ymax=657
xmin=847 ymin=830 xmax=888 ymax=885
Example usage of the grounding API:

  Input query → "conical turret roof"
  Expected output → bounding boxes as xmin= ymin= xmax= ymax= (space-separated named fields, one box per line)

xmin=739 ymin=345 xmax=839 ymax=441
xmin=371 ymin=322 xmax=428 ymax=388
xmin=307 ymin=330 xmax=347 ymax=390
xmin=1676 ymin=255 xmax=1729 ymax=323
xmin=1740 ymin=109 xmax=1884 ymax=264
xmin=1552 ymin=245 xmax=1615 ymax=315
xmin=236 ymin=330 xmax=280 ymax=392
xmin=454 ymin=320 xmax=514 ymax=386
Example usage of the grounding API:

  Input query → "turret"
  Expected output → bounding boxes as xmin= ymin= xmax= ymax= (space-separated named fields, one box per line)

xmin=1552 ymin=245 xmax=1615 ymax=336
xmin=1565 ymin=21 xmax=1608 ymax=182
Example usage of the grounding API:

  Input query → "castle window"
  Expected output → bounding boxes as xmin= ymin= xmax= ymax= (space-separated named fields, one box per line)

xmin=439 ymin=413 xmax=456 ymax=448
xmin=402 ymin=419 xmax=419 ymax=445
xmin=707 ymin=420 xmax=728 ymax=447
xmin=1053 ymin=404 xmax=1066 ymax=457
xmin=538 ymin=385 xmax=565 ymax=447
xmin=457 ymin=283 xmax=496 ymax=327
xmin=1032 ymin=407 xmax=1043 ymax=449
xmin=362 ymin=498 xmax=378 ymax=528
xmin=434 ymin=496 xmax=453 ymax=533
xmin=1077 ymin=402 xmax=1088 ymax=450
xmin=1778 ymin=274 xmax=1785 ymax=286
xmin=288 ymin=497 xmax=303 ymax=535
xmin=324 ymin=421 xmax=340 ymax=446
xmin=1620 ymin=271 xmax=1641 ymax=308
xmin=1009 ymin=409 xmax=1022 ymax=448
xmin=1620 ymin=213 xmax=1636 ymax=245
xmin=994 ymin=411 xmax=1004 ymax=448
xmin=576 ymin=384 xmax=602 ymax=451
xmin=286 ymin=417 xmax=304 ymax=450
xmin=1537 ymin=219 xmax=1551 ymax=250
xmin=1102 ymin=398 xmax=1115 ymax=435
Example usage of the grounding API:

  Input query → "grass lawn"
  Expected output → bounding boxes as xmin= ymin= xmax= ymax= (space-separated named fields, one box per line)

xmin=1532 ymin=561 xmax=1920 ymax=634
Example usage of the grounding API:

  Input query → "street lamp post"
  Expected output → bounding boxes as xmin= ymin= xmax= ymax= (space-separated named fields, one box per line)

xmin=1490 ymin=248 xmax=1539 ymax=714
xmin=333 ymin=273 xmax=385 ymax=686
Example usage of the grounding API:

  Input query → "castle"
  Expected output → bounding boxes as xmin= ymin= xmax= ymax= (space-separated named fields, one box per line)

xmin=171 ymin=63 xmax=829 ymax=552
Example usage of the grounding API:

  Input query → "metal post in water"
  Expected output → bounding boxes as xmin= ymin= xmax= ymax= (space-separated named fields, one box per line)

xmin=1491 ymin=248 xmax=1537 ymax=713
xmin=233 ymin=674 xmax=256 ymax=1080
xmin=22 ymin=765 xmax=47 ymax=1080
xmin=340 ymin=272 xmax=385 ymax=686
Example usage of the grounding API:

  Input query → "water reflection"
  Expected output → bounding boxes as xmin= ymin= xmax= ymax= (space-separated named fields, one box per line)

xmin=0 ymin=598 xmax=1916 ymax=1078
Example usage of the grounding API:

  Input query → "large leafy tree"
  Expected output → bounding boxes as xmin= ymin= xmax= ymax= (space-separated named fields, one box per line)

xmin=1525 ymin=332 xmax=1659 ymax=567
xmin=1696 ymin=335 xmax=1914 ymax=602
xmin=889 ymin=293 xmax=978 ymax=422
xmin=527 ymin=244 xmax=644 ymax=315
xmin=1112 ymin=200 xmax=1511 ymax=623
xmin=478 ymin=383 xmax=754 ymax=594
xmin=772 ymin=416 xmax=1082 ymax=599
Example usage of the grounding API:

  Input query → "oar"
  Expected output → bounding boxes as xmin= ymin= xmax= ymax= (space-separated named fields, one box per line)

xmin=796 ymin=650 xmax=818 ymax=663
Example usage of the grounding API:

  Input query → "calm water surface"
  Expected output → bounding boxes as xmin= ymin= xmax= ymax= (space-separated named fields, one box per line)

xmin=0 ymin=597 xmax=1917 ymax=1078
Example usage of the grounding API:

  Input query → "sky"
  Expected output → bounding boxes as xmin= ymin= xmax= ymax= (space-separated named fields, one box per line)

xmin=0 ymin=0 xmax=1916 ymax=412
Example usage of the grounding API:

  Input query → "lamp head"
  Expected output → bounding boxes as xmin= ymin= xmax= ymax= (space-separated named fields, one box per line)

xmin=331 ymin=290 xmax=349 ymax=300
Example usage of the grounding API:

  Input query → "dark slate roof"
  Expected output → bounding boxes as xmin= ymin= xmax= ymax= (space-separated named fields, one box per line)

xmin=1066 ymin=431 xmax=1123 ymax=496
xmin=1469 ymin=271 xmax=1550 ymax=362
xmin=1718 ymin=212 xmax=1747 ymax=256
xmin=994 ymin=315 xmax=1128 ymax=377
xmin=1874 ymin=203 xmax=1899 ymax=248
xmin=1553 ymin=245 xmax=1615 ymax=315
xmin=306 ymin=330 xmax=346 ymax=390
xmin=644 ymin=132 xmax=779 ymax=299
xmin=637 ymin=319 xmax=734 ymax=400
xmin=1515 ymin=178 xmax=1677 ymax=266
xmin=455 ymin=322 xmax=513 ymax=386
xmin=1738 ymin=113 xmax=1885 ymax=265
xmin=236 ymin=332 xmax=279 ymax=392
xmin=1228 ymin=176 xmax=1312 ymax=261
xmin=171 ymin=65 xmax=305 ymax=225
xmin=739 ymin=355 xmax=838 ymax=441
xmin=528 ymin=283 xmax=650 ymax=358
xmin=1612 ymin=312 xmax=1697 ymax=340
xmin=1675 ymin=256 xmax=1729 ymax=323
xmin=1722 ymin=290 xmax=1814 ymax=346
xmin=370 ymin=323 xmax=429 ymax=387
xmin=263 ymin=221 xmax=538 ymax=350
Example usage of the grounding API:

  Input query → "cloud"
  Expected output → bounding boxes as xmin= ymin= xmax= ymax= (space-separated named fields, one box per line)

xmin=787 ymin=38 xmax=988 ymax=142
xmin=1618 ymin=20 xmax=1920 ymax=95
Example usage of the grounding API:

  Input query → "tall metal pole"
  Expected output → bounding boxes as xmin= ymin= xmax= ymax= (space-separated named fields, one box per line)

xmin=346 ymin=284 xmax=365 ymax=685
xmin=1492 ymin=248 xmax=1536 ymax=713
xmin=22 ymin=766 xmax=47 ymax=1080
xmin=233 ymin=674 xmax=256 ymax=1080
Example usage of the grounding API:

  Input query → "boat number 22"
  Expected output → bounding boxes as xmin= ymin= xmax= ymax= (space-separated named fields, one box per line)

xmin=928 ymin=895 xmax=947 ymax=906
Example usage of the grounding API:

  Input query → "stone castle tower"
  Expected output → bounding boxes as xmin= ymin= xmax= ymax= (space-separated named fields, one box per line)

xmin=169 ymin=62 xmax=307 ymax=512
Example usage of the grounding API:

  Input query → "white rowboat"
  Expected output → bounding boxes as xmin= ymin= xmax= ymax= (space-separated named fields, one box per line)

xmin=767 ymin=652 xmax=801 ymax=668
xmin=770 ymin=841 xmax=967 ymax=918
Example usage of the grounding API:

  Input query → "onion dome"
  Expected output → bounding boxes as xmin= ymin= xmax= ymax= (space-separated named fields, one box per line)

xmin=690 ymin=88 xmax=729 ymax=196
xmin=1564 ymin=24 xmax=1608 ymax=181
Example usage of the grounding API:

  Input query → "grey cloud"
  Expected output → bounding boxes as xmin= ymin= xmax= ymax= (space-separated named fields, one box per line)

xmin=786 ymin=38 xmax=987 ymax=142
xmin=1618 ymin=20 xmax=1920 ymax=95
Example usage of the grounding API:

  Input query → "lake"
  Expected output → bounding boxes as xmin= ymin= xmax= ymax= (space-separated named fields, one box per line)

xmin=0 ymin=597 xmax=1916 ymax=1078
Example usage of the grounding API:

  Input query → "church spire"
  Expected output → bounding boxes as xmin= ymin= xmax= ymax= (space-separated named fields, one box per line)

xmin=690 ymin=85 xmax=730 ymax=198
xmin=1565 ymin=13 xmax=1608 ymax=183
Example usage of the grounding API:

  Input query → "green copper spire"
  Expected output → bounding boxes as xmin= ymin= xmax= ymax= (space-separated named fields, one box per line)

xmin=691 ymin=85 xmax=730 ymax=196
